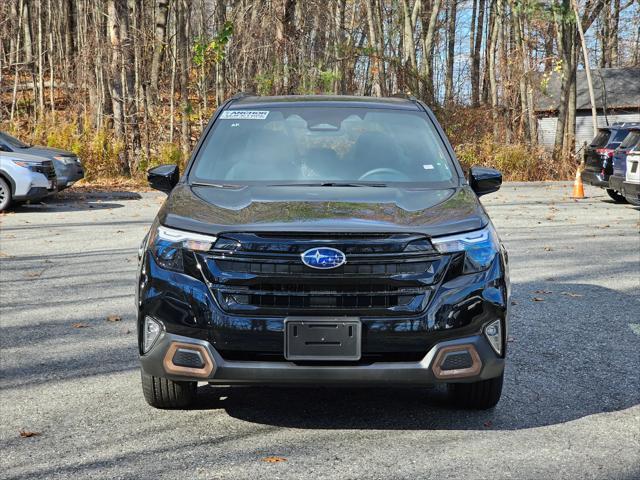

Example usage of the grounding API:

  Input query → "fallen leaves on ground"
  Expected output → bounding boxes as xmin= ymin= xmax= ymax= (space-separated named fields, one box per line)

xmin=261 ymin=456 xmax=287 ymax=463
xmin=24 ymin=269 xmax=46 ymax=278
xmin=72 ymin=323 xmax=90 ymax=328
xmin=543 ymin=246 xmax=553 ymax=251
xmin=19 ymin=429 xmax=40 ymax=438
xmin=532 ymin=297 xmax=545 ymax=302
xmin=106 ymin=315 xmax=122 ymax=322
xmin=560 ymin=291 xmax=583 ymax=298
xmin=507 ymin=336 xmax=515 ymax=343
xmin=483 ymin=420 xmax=493 ymax=428
xmin=533 ymin=290 xmax=552 ymax=294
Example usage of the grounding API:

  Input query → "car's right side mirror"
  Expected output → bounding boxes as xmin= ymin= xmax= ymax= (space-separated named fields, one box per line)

xmin=148 ymin=164 xmax=180 ymax=194
xmin=469 ymin=167 xmax=502 ymax=196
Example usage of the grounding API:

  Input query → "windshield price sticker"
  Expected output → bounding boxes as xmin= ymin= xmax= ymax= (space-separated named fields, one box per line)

xmin=219 ymin=110 xmax=269 ymax=120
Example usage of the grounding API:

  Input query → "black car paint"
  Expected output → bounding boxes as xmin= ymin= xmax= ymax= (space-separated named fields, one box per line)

xmin=138 ymin=95 xmax=508 ymax=380
xmin=157 ymin=183 xmax=488 ymax=236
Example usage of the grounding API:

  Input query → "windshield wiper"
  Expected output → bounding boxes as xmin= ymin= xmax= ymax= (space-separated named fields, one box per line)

xmin=271 ymin=182 xmax=388 ymax=187
xmin=190 ymin=181 xmax=244 ymax=189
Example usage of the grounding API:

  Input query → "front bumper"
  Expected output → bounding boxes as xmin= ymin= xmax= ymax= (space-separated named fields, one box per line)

xmin=140 ymin=331 xmax=504 ymax=385
xmin=137 ymin=237 xmax=509 ymax=386
xmin=56 ymin=167 xmax=84 ymax=189
xmin=581 ymin=170 xmax=608 ymax=188
xmin=13 ymin=186 xmax=50 ymax=202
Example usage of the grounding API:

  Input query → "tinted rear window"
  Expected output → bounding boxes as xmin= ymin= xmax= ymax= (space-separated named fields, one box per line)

xmin=619 ymin=131 xmax=640 ymax=149
xmin=590 ymin=130 xmax=610 ymax=147
xmin=609 ymin=129 xmax=630 ymax=146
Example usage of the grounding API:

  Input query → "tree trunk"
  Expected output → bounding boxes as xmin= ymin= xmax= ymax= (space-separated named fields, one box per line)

xmin=36 ymin=0 xmax=45 ymax=117
xmin=420 ymin=0 xmax=442 ymax=103
xmin=366 ymin=0 xmax=385 ymax=97
xmin=400 ymin=0 xmax=420 ymax=93
xmin=488 ymin=0 xmax=500 ymax=139
xmin=177 ymin=0 xmax=190 ymax=159
xmin=471 ymin=0 xmax=485 ymax=106
xmin=444 ymin=0 xmax=457 ymax=105
xmin=149 ymin=0 xmax=169 ymax=110
xmin=107 ymin=0 xmax=129 ymax=175
xmin=572 ymin=0 xmax=599 ymax=138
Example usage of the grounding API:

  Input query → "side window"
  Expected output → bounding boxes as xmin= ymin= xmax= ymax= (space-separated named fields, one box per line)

xmin=620 ymin=131 xmax=640 ymax=150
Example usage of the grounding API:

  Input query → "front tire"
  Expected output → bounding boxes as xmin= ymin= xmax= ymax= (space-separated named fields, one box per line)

xmin=448 ymin=373 xmax=503 ymax=409
xmin=606 ymin=189 xmax=627 ymax=203
xmin=0 ymin=177 xmax=11 ymax=212
xmin=141 ymin=371 xmax=197 ymax=409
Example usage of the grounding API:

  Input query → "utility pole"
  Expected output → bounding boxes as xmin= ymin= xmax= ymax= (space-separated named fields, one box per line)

xmin=571 ymin=0 xmax=599 ymax=137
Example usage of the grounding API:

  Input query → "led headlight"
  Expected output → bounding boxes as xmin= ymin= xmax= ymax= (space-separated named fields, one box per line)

xmin=10 ymin=159 xmax=40 ymax=170
xmin=431 ymin=226 xmax=499 ymax=273
xmin=143 ymin=316 xmax=162 ymax=353
xmin=148 ymin=225 xmax=216 ymax=272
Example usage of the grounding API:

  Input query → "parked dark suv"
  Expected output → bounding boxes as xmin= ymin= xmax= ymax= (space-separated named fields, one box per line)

xmin=609 ymin=128 xmax=640 ymax=197
xmin=137 ymin=95 xmax=509 ymax=410
xmin=582 ymin=123 xmax=640 ymax=202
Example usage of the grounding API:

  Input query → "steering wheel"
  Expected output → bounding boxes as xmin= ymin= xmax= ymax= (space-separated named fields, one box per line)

xmin=358 ymin=167 xmax=405 ymax=181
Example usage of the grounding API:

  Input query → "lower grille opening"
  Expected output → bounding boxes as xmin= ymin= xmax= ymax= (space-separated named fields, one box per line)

xmin=218 ymin=350 xmax=426 ymax=364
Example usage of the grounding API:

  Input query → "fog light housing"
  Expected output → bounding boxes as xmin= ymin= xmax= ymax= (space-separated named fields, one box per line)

xmin=484 ymin=319 xmax=502 ymax=355
xmin=143 ymin=316 xmax=162 ymax=353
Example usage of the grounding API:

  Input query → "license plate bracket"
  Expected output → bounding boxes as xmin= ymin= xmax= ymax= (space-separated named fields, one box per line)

xmin=284 ymin=317 xmax=361 ymax=361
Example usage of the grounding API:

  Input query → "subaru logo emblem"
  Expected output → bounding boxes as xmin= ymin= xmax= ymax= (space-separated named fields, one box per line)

xmin=301 ymin=247 xmax=346 ymax=270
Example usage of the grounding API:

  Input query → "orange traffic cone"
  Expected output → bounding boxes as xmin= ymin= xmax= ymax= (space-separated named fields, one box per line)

xmin=571 ymin=167 xmax=585 ymax=199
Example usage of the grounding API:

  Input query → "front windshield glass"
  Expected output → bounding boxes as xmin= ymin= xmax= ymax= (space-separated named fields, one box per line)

xmin=0 ymin=131 xmax=30 ymax=149
xmin=190 ymin=106 xmax=456 ymax=186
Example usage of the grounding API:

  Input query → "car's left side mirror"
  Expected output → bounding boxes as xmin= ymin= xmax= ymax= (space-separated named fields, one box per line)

xmin=469 ymin=167 xmax=502 ymax=196
xmin=148 ymin=164 xmax=179 ymax=194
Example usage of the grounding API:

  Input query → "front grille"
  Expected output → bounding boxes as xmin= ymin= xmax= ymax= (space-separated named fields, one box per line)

xmin=31 ymin=161 xmax=56 ymax=180
xmin=200 ymin=233 xmax=447 ymax=317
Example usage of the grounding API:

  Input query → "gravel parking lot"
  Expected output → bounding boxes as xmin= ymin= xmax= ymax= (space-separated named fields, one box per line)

xmin=1 ymin=182 xmax=639 ymax=479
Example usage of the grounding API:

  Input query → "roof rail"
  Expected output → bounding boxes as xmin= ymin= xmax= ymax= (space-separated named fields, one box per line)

xmin=390 ymin=92 xmax=417 ymax=102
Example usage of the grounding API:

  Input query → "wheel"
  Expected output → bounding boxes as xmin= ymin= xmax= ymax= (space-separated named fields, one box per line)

xmin=141 ymin=370 xmax=197 ymax=409
xmin=0 ymin=177 xmax=11 ymax=212
xmin=606 ymin=189 xmax=627 ymax=203
xmin=448 ymin=373 xmax=503 ymax=409
xmin=625 ymin=196 xmax=640 ymax=207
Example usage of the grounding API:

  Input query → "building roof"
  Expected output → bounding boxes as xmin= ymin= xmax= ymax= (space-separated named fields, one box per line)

xmin=535 ymin=67 xmax=640 ymax=113
xmin=230 ymin=94 xmax=421 ymax=110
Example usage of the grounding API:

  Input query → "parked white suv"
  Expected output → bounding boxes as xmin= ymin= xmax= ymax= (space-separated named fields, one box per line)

xmin=0 ymin=152 xmax=57 ymax=211
xmin=623 ymin=148 xmax=640 ymax=206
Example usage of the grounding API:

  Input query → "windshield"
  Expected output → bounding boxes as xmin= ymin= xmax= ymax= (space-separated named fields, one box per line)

xmin=190 ymin=106 xmax=456 ymax=186
xmin=0 ymin=131 xmax=30 ymax=149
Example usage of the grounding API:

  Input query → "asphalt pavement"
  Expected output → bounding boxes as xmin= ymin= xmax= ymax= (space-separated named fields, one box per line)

xmin=1 ymin=182 xmax=639 ymax=479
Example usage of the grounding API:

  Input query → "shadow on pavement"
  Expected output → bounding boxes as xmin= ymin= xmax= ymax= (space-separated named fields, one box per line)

xmin=187 ymin=282 xmax=639 ymax=431
xmin=6 ymin=190 xmax=143 ymax=213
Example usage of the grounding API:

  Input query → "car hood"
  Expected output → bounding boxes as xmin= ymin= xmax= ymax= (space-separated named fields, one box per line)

xmin=158 ymin=184 xmax=488 ymax=237
xmin=24 ymin=145 xmax=75 ymax=158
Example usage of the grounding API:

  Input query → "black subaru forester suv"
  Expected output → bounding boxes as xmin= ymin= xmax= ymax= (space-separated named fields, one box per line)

xmin=137 ymin=94 xmax=510 ymax=410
